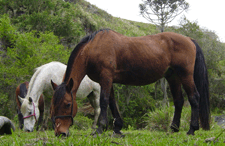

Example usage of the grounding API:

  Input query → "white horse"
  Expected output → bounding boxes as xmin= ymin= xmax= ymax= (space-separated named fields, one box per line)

xmin=19 ymin=61 xmax=100 ymax=132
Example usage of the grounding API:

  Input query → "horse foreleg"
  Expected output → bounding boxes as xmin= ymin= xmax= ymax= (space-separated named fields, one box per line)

xmin=17 ymin=109 xmax=24 ymax=130
xmin=95 ymin=76 xmax=113 ymax=135
xmin=36 ymin=110 xmax=44 ymax=131
xmin=108 ymin=87 xmax=123 ymax=136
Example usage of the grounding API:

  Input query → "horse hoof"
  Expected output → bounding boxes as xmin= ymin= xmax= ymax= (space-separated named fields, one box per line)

xmin=91 ymin=132 xmax=102 ymax=138
xmin=170 ymin=125 xmax=179 ymax=132
xmin=91 ymin=128 xmax=103 ymax=137
xmin=111 ymin=131 xmax=125 ymax=138
xmin=187 ymin=129 xmax=195 ymax=135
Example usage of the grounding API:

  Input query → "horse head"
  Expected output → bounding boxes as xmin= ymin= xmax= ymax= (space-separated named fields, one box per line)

xmin=19 ymin=96 xmax=39 ymax=132
xmin=50 ymin=79 xmax=77 ymax=137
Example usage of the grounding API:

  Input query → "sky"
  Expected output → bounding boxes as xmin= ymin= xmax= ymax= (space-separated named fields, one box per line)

xmin=85 ymin=0 xmax=225 ymax=42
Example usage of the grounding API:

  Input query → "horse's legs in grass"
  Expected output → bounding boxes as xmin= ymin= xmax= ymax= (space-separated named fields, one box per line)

xmin=36 ymin=110 xmax=44 ymax=131
xmin=108 ymin=87 xmax=123 ymax=134
xmin=181 ymin=75 xmax=200 ymax=135
xmin=88 ymin=91 xmax=101 ymax=129
xmin=95 ymin=73 xmax=113 ymax=134
xmin=166 ymin=77 xmax=184 ymax=132
xmin=17 ymin=109 xmax=24 ymax=130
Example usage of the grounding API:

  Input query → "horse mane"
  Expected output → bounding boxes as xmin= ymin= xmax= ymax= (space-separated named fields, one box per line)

xmin=64 ymin=29 xmax=110 ymax=83
xmin=26 ymin=65 xmax=43 ymax=99
xmin=53 ymin=83 xmax=66 ymax=107
xmin=19 ymin=82 xmax=28 ymax=98
xmin=28 ymin=61 xmax=58 ymax=98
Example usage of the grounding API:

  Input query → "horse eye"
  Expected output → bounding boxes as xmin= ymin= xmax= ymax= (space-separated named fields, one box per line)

xmin=29 ymin=112 xmax=32 ymax=115
xmin=66 ymin=103 xmax=71 ymax=108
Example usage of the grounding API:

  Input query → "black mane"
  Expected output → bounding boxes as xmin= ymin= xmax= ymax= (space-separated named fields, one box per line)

xmin=19 ymin=82 xmax=27 ymax=98
xmin=64 ymin=28 xmax=110 ymax=82
xmin=53 ymin=83 xmax=66 ymax=106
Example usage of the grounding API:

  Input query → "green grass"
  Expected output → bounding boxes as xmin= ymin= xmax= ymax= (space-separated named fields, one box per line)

xmin=1 ymin=125 xmax=224 ymax=146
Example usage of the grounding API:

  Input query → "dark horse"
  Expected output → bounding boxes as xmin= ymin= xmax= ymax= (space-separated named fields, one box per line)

xmin=50 ymin=29 xmax=210 ymax=136
xmin=16 ymin=82 xmax=45 ymax=130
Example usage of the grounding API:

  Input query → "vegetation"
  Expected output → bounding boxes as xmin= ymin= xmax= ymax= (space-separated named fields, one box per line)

xmin=139 ymin=0 xmax=189 ymax=32
xmin=0 ymin=0 xmax=224 ymax=140
xmin=1 ymin=108 xmax=224 ymax=145
xmin=1 ymin=129 xmax=225 ymax=145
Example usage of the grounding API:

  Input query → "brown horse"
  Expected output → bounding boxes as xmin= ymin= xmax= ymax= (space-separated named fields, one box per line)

xmin=16 ymin=82 xmax=44 ymax=130
xmin=50 ymin=29 xmax=210 ymax=136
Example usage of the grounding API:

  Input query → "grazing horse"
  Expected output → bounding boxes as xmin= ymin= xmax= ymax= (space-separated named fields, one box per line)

xmin=50 ymin=29 xmax=210 ymax=137
xmin=19 ymin=61 xmax=100 ymax=132
xmin=16 ymin=82 xmax=44 ymax=130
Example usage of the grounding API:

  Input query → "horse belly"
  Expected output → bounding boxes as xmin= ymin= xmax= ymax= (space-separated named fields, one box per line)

xmin=113 ymin=69 xmax=164 ymax=86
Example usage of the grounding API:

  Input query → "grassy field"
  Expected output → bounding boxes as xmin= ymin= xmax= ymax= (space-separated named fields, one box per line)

xmin=1 ymin=124 xmax=224 ymax=146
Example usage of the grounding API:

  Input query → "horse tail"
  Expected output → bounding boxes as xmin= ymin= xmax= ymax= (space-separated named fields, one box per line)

xmin=192 ymin=39 xmax=210 ymax=130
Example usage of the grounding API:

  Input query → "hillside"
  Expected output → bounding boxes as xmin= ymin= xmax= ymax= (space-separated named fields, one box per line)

xmin=0 ymin=0 xmax=224 ymax=130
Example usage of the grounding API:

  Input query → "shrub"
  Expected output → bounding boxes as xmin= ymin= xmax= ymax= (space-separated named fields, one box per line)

xmin=72 ymin=113 xmax=93 ymax=130
xmin=143 ymin=104 xmax=191 ymax=132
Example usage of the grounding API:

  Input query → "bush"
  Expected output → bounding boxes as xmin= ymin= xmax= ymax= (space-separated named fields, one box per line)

xmin=72 ymin=113 xmax=93 ymax=130
xmin=108 ymin=84 xmax=156 ymax=129
xmin=143 ymin=104 xmax=191 ymax=132
xmin=0 ymin=15 xmax=71 ymax=118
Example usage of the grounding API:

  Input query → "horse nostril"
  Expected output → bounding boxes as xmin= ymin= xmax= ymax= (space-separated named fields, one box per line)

xmin=55 ymin=131 xmax=69 ymax=137
xmin=25 ymin=128 xmax=33 ymax=132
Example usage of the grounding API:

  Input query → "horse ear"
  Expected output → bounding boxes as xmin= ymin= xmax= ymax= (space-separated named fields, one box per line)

xmin=66 ymin=78 xmax=74 ymax=93
xmin=51 ymin=80 xmax=58 ymax=90
xmin=18 ymin=95 xmax=24 ymax=103
xmin=29 ymin=97 xmax=33 ymax=103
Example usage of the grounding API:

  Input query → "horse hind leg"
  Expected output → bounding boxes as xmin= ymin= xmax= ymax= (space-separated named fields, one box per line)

xmin=166 ymin=74 xmax=184 ymax=133
xmin=180 ymin=74 xmax=200 ymax=135
xmin=87 ymin=91 xmax=100 ymax=129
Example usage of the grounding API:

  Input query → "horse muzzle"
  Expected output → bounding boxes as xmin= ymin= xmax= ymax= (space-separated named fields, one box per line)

xmin=55 ymin=129 xmax=70 ymax=137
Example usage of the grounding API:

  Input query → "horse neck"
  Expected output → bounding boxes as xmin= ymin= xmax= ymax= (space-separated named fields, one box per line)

xmin=75 ymin=75 xmax=94 ymax=98
xmin=26 ymin=62 xmax=66 ymax=103
xmin=65 ymin=59 xmax=87 ymax=95
xmin=26 ymin=69 xmax=46 ymax=103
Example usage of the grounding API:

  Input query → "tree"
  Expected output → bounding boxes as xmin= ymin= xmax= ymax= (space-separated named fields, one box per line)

xmin=139 ymin=0 xmax=189 ymax=32
xmin=139 ymin=0 xmax=189 ymax=106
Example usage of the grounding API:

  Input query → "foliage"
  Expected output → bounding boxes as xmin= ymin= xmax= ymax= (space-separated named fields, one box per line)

xmin=0 ymin=14 xmax=17 ymax=50
xmin=143 ymin=105 xmax=191 ymax=132
xmin=0 ymin=15 xmax=70 ymax=117
xmin=110 ymin=84 xmax=157 ymax=129
xmin=0 ymin=0 xmax=224 ymax=130
xmin=72 ymin=113 xmax=93 ymax=130
xmin=139 ymin=0 xmax=189 ymax=32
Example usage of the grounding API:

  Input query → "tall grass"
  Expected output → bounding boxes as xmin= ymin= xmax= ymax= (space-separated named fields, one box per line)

xmin=143 ymin=105 xmax=192 ymax=132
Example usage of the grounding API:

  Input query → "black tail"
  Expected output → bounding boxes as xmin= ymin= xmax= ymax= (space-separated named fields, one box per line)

xmin=192 ymin=39 xmax=210 ymax=130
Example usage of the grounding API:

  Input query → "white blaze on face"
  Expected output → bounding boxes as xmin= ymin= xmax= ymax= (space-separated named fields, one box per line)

xmin=20 ymin=98 xmax=40 ymax=132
